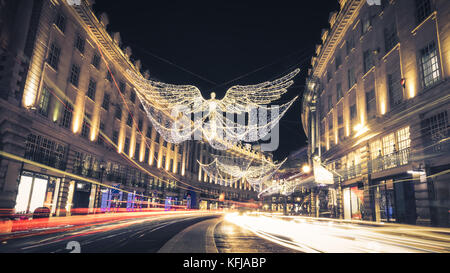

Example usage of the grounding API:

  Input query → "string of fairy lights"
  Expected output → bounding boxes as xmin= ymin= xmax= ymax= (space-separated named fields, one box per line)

xmin=42 ymin=22 xmax=301 ymax=198
xmin=127 ymin=68 xmax=300 ymax=149
xmin=198 ymin=155 xmax=287 ymax=193
xmin=125 ymin=54 xmax=301 ymax=194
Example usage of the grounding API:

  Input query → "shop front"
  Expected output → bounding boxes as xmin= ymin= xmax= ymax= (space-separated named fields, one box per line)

xmin=14 ymin=171 xmax=62 ymax=217
xmin=72 ymin=181 xmax=92 ymax=215
xmin=199 ymin=200 xmax=208 ymax=210
xmin=372 ymin=179 xmax=396 ymax=223
xmin=316 ymin=186 xmax=338 ymax=218
xmin=100 ymin=185 xmax=123 ymax=213
xmin=343 ymin=183 xmax=365 ymax=220
xmin=371 ymin=175 xmax=416 ymax=225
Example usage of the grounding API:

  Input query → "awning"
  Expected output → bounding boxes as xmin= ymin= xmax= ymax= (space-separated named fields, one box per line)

xmin=313 ymin=161 xmax=334 ymax=185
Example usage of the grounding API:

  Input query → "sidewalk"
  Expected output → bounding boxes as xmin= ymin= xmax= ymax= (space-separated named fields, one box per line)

xmin=158 ymin=217 xmax=221 ymax=253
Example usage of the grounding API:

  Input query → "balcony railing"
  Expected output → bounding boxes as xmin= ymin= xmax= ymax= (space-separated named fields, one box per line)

xmin=369 ymin=148 xmax=411 ymax=173
xmin=339 ymin=164 xmax=362 ymax=181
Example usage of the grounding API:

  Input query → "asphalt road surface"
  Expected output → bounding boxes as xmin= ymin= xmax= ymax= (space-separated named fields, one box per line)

xmin=0 ymin=212 xmax=295 ymax=253
xmin=1 ymin=212 xmax=449 ymax=253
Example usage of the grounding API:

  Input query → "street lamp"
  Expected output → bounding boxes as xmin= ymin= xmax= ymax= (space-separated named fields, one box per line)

xmin=302 ymin=164 xmax=311 ymax=174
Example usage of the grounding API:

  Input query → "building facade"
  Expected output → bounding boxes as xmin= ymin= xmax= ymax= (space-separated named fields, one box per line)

xmin=0 ymin=0 xmax=265 ymax=218
xmin=302 ymin=0 xmax=449 ymax=226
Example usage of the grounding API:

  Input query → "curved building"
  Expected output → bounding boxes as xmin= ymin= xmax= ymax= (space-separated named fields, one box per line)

xmin=302 ymin=0 xmax=449 ymax=226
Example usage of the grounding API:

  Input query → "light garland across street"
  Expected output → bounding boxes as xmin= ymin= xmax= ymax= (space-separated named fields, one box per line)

xmin=198 ymin=155 xmax=287 ymax=193
xmin=127 ymin=68 xmax=300 ymax=149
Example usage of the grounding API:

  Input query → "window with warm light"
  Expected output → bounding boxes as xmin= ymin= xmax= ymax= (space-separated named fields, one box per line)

xmin=419 ymin=41 xmax=440 ymax=89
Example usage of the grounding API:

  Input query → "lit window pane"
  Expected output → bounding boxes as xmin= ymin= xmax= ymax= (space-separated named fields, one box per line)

xmin=14 ymin=176 xmax=33 ymax=214
xmin=28 ymin=178 xmax=48 ymax=213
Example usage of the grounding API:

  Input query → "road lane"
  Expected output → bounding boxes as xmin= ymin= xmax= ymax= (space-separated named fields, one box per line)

xmin=2 ymin=212 xmax=449 ymax=253
xmin=224 ymin=213 xmax=450 ymax=253
xmin=214 ymin=219 xmax=302 ymax=253
xmin=0 ymin=213 xmax=220 ymax=253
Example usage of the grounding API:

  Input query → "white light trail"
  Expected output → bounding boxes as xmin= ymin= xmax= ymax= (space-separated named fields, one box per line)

xmin=224 ymin=213 xmax=450 ymax=253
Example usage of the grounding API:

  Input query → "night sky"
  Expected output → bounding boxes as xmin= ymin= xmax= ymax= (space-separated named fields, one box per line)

xmin=92 ymin=0 xmax=340 ymax=161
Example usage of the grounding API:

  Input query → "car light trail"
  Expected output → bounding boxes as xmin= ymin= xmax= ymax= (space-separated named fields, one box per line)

xmin=224 ymin=213 xmax=450 ymax=253
xmin=0 ymin=210 xmax=221 ymax=241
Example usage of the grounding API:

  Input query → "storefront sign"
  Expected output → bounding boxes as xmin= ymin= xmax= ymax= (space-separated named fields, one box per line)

xmin=313 ymin=161 xmax=334 ymax=185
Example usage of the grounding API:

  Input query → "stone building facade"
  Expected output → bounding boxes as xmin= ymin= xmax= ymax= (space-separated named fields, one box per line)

xmin=302 ymin=0 xmax=449 ymax=226
xmin=0 ymin=0 xmax=266 ymax=218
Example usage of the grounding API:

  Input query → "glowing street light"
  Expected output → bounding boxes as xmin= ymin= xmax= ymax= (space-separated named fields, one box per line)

xmin=354 ymin=123 xmax=369 ymax=138
xmin=302 ymin=164 xmax=311 ymax=174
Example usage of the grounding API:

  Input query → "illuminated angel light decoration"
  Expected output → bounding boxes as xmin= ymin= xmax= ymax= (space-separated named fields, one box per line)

xmin=258 ymin=169 xmax=316 ymax=198
xmin=127 ymin=69 xmax=300 ymax=149
xmin=198 ymin=155 xmax=286 ymax=192
xmin=257 ymin=179 xmax=299 ymax=198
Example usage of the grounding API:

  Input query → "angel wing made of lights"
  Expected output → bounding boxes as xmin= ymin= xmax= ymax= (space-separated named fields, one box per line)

xmin=198 ymin=155 xmax=287 ymax=192
xmin=127 ymin=68 xmax=300 ymax=147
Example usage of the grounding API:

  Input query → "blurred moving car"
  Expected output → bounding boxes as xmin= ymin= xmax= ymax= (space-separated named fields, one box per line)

xmin=32 ymin=207 xmax=51 ymax=219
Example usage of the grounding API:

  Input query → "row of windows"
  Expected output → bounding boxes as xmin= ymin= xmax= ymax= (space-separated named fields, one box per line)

xmin=323 ymin=0 xmax=437 ymax=112
xmin=35 ymin=85 xmax=173 ymax=169
xmin=322 ymin=38 xmax=441 ymax=124
xmin=35 ymin=88 xmax=186 ymax=177
xmin=49 ymin=11 xmax=141 ymax=118
xmin=331 ymin=126 xmax=411 ymax=174
xmin=44 ymin=13 xmax=164 ymax=162
xmin=44 ymin=10 xmax=262 ymax=188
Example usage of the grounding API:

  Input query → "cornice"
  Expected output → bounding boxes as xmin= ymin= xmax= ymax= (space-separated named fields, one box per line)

xmin=312 ymin=0 xmax=365 ymax=78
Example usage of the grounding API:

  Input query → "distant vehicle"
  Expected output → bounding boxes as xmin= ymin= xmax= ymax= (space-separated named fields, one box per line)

xmin=237 ymin=207 xmax=252 ymax=215
xmin=32 ymin=207 xmax=51 ymax=219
